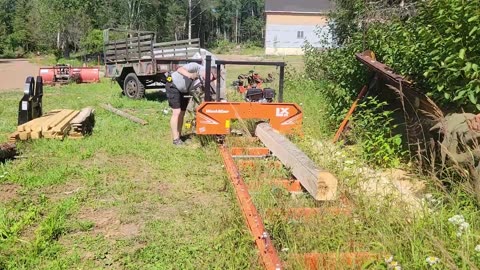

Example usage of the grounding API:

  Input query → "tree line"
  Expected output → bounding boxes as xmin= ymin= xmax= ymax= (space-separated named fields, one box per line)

xmin=0 ymin=0 xmax=265 ymax=57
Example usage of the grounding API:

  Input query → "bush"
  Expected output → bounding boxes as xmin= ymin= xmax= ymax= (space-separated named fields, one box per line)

xmin=351 ymin=97 xmax=405 ymax=167
xmin=307 ymin=0 xmax=480 ymax=110
xmin=303 ymin=0 xmax=480 ymax=167
xmin=210 ymin=39 xmax=236 ymax=54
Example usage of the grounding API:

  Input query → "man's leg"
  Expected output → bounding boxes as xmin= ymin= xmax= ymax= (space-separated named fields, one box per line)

xmin=177 ymin=95 xmax=189 ymax=140
xmin=170 ymin=108 xmax=181 ymax=141
xmin=178 ymin=110 xmax=186 ymax=136
xmin=166 ymin=84 xmax=183 ymax=144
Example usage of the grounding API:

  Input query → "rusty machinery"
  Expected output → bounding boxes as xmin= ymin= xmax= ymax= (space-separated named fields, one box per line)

xmin=196 ymin=56 xmax=302 ymax=136
xmin=39 ymin=64 xmax=100 ymax=85
xmin=233 ymin=70 xmax=274 ymax=94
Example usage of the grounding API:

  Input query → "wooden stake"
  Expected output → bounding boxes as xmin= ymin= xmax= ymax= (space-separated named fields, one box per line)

xmin=101 ymin=104 xmax=148 ymax=125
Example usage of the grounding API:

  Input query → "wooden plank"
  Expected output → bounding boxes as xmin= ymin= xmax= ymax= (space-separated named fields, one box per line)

xmin=43 ymin=109 xmax=75 ymax=131
xmin=70 ymin=107 xmax=94 ymax=125
xmin=105 ymin=46 xmax=152 ymax=55
xmin=101 ymin=104 xmax=148 ymax=125
xmin=24 ymin=118 xmax=44 ymax=132
xmin=17 ymin=123 xmax=28 ymax=132
xmin=51 ymin=110 xmax=79 ymax=133
xmin=8 ymin=131 xmax=19 ymax=143
xmin=105 ymin=40 xmax=152 ymax=50
xmin=27 ymin=116 xmax=51 ymax=132
xmin=154 ymin=38 xmax=200 ymax=47
xmin=105 ymin=35 xmax=153 ymax=47
xmin=35 ymin=111 xmax=61 ymax=132
xmin=18 ymin=131 xmax=30 ymax=141
xmin=255 ymin=123 xmax=338 ymax=201
xmin=30 ymin=131 xmax=42 ymax=139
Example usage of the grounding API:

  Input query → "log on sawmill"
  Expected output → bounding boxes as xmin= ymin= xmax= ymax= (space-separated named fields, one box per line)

xmin=255 ymin=123 xmax=338 ymax=201
xmin=0 ymin=143 xmax=16 ymax=161
xmin=101 ymin=104 xmax=148 ymax=125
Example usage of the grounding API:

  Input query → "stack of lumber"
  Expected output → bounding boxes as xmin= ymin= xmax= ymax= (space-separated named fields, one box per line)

xmin=8 ymin=108 xmax=95 ymax=142
xmin=69 ymin=107 xmax=95 ymax=138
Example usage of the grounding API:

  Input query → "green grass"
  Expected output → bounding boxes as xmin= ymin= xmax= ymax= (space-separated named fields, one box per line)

xmin=1 ymin=58 xmax=480 ymax=269
xmin=0 ymin=81 xmax=258 ymax=269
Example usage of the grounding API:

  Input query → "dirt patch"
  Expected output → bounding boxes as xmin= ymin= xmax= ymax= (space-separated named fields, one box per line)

xmin=0 ymin=59 xmax=41 ymax=92
xmin=35 ymin=180 xmax=84 ymax=201
xmin=0 ymin=183 xmax=20 ymax=202
xmin=78 ymin=208 xmax=142 ymax=239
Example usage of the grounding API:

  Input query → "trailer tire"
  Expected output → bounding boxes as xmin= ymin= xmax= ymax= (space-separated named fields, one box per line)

xmin=123 ymin=73 xmax=145 ymax=99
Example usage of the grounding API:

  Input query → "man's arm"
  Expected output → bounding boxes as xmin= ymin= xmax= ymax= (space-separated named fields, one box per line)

xmin=176 ymin=67 xmax=197 ymax=80
xmin=176 ymin=63 xmax=201 ymax=79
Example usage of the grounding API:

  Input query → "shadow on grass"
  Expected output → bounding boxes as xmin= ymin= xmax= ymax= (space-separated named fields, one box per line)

xmin=145 ymin=89 xmax=168 ymax=102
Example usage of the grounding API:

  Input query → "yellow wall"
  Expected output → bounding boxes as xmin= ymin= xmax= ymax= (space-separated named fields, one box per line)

xmin=265 ymin=47 xmax=305 ymax=56
xmin=266 ymin=13 xmax=328 ymax=26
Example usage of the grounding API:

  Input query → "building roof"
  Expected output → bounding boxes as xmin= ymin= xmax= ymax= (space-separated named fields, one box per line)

xmin=265 ymin=0 xmax=334 ymax=14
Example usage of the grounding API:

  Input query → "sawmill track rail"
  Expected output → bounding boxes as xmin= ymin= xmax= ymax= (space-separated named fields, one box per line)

xmin=220 ymin=132 xmax=379 ymax=269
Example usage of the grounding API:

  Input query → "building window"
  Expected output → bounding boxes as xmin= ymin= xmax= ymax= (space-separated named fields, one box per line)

xmin=297 ymin=31 xmax=304 ymax=39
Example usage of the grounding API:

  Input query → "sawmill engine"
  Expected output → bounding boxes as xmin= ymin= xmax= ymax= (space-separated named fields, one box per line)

xmin=245 ymin=87 xmax=276 ymax=103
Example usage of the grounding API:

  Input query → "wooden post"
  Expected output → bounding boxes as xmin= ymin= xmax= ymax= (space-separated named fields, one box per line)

xmin=255 ymin=123 xmax=338 ymax=201
xmin=101 ymin=104 xmax=148 ymax=125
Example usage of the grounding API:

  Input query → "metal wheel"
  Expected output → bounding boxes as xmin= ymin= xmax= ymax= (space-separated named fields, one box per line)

xmin=123 ymin=73 xmax=145 ymax=99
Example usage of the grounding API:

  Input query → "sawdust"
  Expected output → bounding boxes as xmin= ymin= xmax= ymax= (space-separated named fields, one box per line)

xmin=313 ymin=140 xmax=426 ymax=212
xmin=0 ymin=183 xmax=20 ymax=202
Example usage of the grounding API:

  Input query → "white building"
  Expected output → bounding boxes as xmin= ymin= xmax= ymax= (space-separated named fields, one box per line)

xmin=265 ymin=0 xmax=334 ymax=55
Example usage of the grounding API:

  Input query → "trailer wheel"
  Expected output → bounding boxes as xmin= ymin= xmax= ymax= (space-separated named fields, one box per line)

xmin=123 ymin=73 xmax=145 ymax=99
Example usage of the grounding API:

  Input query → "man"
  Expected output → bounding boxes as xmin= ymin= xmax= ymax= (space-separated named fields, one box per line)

xmin=166 ymin=62 xmax=214 ymax=145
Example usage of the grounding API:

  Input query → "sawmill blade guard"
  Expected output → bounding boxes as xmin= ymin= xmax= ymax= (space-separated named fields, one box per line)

xmin=196 ymin=56 xmax=303 ymax=135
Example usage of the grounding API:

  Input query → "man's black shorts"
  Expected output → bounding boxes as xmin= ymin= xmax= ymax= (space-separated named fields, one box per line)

xmin=166 ymin=83 xmax=189 ymax=111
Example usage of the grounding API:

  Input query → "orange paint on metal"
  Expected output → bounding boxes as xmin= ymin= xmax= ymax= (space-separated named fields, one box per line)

xmin=296 ymin=252 xmax=379 ymax=270
xmin=196 ymin=102 xmax=302 ymax=135
xmin=237 ymin=160 xmax=283 ymax=170
xmin=272 ymin=179 xmax=303 ymax=192
xmin=237 ymin=160 xmax=256 ymax=170
xmin=219 ymin=146 xmax=283 ymax=270
xmin=231 ymin=147 xmax=270 ymax=156
xmin=333 ymin=84 xmax=369 ymax=143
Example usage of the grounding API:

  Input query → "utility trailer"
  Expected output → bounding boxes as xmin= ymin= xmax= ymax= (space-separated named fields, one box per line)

xmin=103 ymin=29 xmax=202 ymax=99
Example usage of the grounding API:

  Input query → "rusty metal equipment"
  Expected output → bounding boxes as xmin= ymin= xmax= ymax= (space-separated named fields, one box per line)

xmin=39 ymin=64 xmax=100 ymax=85
xmin=233 ymin=71 xmax=274 ymax=94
